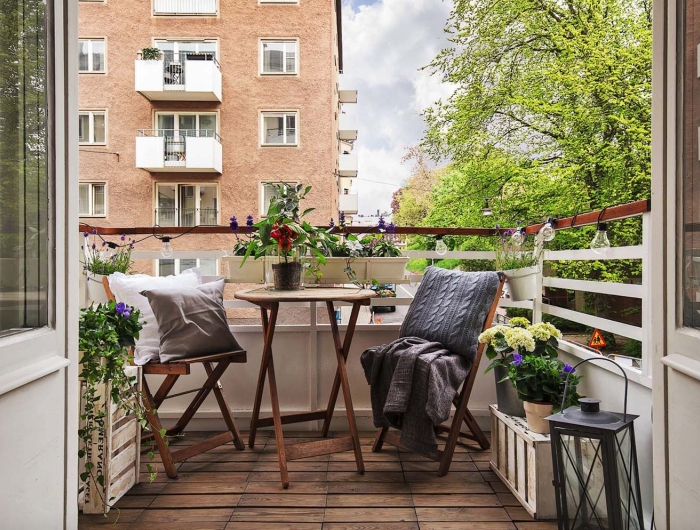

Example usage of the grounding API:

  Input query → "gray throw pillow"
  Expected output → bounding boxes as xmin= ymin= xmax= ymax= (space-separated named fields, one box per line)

xmin=141 ymin=278 xmax=242 ymax=363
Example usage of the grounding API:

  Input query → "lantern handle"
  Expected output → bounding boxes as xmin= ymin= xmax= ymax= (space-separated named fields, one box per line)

xmin=561 ymin=357 xmax=629 ymax=422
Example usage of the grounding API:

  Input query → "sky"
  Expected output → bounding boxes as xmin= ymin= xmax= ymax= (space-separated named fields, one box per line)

xmin=340 ymin=0 xmax=455 ymax=216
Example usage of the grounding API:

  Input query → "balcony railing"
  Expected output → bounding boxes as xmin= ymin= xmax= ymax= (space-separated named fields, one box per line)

xmin=153 ymin=0 xmax=217 ymax=15
xmin=339 ymin=192 xmax=358 ymax=214
xmin=135 ymin=129 xmax=222 ymax=173
xmin=155 ymin=208 xmax=218 ymax=227
xmin=135 ymin=52 xmax=222 ymax=102
xmin=339 ymin=153 xmax=358 ymax=177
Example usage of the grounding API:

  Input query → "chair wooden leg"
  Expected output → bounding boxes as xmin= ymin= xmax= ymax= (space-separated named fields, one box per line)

xmin=462 ymin=408 xmax=490 ymax=450
xmin=203 ymin=361 xmax=245 ymax=451
xmin=249 ymin=306 xmax=272 ymax=448
xmin=372 ymin=426 xmax=389 ymax=453
xmin=438 ymin=386 xmax=474 ymax=477
xmin=321 ymin=301 xmax=362 ymax=437
xmin=142 ymin=377 xmax=178 ymax=479
xmin=153 ymin=374 xmax=179 ymax=408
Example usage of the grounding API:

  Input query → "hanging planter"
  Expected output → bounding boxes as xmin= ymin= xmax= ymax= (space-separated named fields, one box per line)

xmin=503 ymin=266 xmax=539 ymax=301
xmin=86 ymin=273 xmax=110 ymax=305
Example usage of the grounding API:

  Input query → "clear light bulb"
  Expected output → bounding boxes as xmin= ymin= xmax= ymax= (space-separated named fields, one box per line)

xmin=161 ymin=237 xmax=174 ymax=258
xmin=435 ymin=237 xmax=448 ymax=256
xmin=590 ymin=223 xmax=611 ymax=254
xmin=539 ymin=219 xmax=556 ymax=242
xmin=511 ymin=228 xmax=525 ymax=247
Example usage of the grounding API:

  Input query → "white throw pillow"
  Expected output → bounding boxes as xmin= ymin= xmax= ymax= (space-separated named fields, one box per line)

xmin=109 ymin=268 xmax=202 ymax=364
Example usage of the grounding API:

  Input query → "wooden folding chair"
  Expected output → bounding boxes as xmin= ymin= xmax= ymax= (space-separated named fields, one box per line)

xmin=372 ymin=273 xmax=505 ymax=476
xmin=103 ymin=277 xmax=246 ymax=479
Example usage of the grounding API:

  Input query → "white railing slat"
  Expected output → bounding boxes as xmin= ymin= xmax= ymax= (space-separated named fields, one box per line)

xmin=544 ymin=246 xmax=643 ymax=261
xmin=543 ymin=277 xmax=644 ymax=298
xmin=542 ymin=304 xmax=643 ymax=341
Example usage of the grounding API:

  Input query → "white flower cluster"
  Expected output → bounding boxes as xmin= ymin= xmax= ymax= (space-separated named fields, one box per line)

xmin=509 ymin=317 xmax=531 ymax=328
xmin=527 ymin=322 xmax=562 ymax=342
xmin=478 ymin=325 xmax=509 ymax=344
xmin=504 ymin=327 xmax=536 ymax=352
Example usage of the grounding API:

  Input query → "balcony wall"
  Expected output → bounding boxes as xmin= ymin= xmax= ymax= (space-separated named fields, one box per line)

xmin=135 ymin=58 xmax=222 ymax=102
xmin=135 ymin=134 xmax=222 ymax=173
xmin=339 ymin=193 xmax=358 ymax=214
xmin=339 ymin=153 xmax=358 ymax=177
xmin=153 ymin=0 xmax=217 ymax=15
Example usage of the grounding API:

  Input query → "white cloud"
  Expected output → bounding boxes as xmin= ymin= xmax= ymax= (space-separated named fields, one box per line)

xmin=340 ymin=0 xmax=454 ymax=216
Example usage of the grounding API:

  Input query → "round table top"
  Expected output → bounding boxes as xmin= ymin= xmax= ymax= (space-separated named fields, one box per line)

xmin=235 ymin=286 xmax=376 ymax=304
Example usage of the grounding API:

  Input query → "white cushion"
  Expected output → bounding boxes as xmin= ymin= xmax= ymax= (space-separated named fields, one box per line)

xmin=109 ymin=268 xmax=202 ymax=364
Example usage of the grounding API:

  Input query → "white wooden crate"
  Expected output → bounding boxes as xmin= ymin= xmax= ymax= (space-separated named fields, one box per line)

xmin=78 ymin=365 xmax=141 ymax=514
xmin=489 ymin=404 xmax=557 ymax=519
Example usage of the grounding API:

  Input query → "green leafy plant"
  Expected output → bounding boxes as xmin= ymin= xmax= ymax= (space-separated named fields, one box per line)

xmin=494 ymin=230 xmax=542 ymax=271
xmin=78 ymin=300 xmax=160 ymax=510
xmin=141 ymin=47 xmax=162 ymax=60
xmin=508 ymin=354 xmax=582 ymax=409
xmin=82 ymin=231 xmax=134 ymax=275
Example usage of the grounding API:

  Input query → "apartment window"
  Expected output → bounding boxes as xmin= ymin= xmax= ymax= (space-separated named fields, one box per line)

xmin=154 ymin=39 xmax=217 ymax=62
xmin=78 ymin=39 xmax=105 ymax=72
xmin=157 ymin=259 xmax=218 ymax=277
xmin=156 ymin=183 xmax=218 ymax=227
xmin=260 ymin=40 xmax=298 ymax=74
xmin=260 ymin=182 xmax=295 ymax=215
xmin=261 ymin=112 xmax=297 ymax=146
xmin=78 ymin=110 xmax=106 ymax=144
xmin=79 ymin=183 xmax=106 ymax=217
xmin=156 ymin=112 xmax=217 ymax=138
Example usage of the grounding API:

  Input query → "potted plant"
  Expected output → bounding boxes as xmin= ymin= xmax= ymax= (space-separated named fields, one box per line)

xmin=480 ymin=318 xmax=563 ymax=417
xmin=78 ymin=300 xmax=158 ymax=513
xmin=82 ymin=231 xmax=135 ymax=304
xmin=239 ymin=183 xmax=336 ymax=290
xmin=223 ymin=216 xmax=266 ymax=283
xmin=140 ymin=47 xmax=162 ymax=60
xmin=495 ymin=226 xmax=543 ymax=301
xmin=507 ymin=337 xmax=582 ymax=434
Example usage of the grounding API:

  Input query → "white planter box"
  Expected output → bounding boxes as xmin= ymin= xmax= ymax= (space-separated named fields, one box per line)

xmin=86 ymin=273 xmax=109 ymax=305
xmin=223 ymin=256 xmax=265 ymax=283
xmin=79 ymin=365 xmax=141 ymax=514
xmin=312 ymin=257 xmax=408 ymax=284
xmin=489 ymin=404 xmax=557 ymax=519
xmin=503 ymin=265 xmax=539 ymax=301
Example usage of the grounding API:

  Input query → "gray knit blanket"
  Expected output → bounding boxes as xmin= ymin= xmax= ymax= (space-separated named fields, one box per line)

xmin=360 ymin=267 xmax=501 ymax=456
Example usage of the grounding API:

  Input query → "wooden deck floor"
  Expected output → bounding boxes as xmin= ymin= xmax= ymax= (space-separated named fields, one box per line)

xmin=79 ymin=431 xmax=558 ymax=530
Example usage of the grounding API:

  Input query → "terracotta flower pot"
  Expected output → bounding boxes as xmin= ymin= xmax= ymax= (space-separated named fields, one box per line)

xmin=523 ymin=401 xmax=554 ymax=434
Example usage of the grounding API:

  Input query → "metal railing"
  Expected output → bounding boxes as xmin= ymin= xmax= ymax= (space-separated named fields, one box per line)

xmin=159 ymin=51 xmax=220 ymax=88
xmin=153 ymin=0 xmax=217 ymax=15
xmin=155 ymin=208 xmax=218 ymax=227
xmin=138 ymin=128 xmax=220 ymax=166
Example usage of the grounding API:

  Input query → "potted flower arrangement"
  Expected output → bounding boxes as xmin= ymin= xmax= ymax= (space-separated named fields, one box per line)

xmin=238 ymin=183 xmax=336 ymax=290
xmin=495 ymin=225 xmax=543 ymax=301
xmin=223 ymin=216 xmax=266 ymax=283
xmin=479 ymin=318 xmax=578 ymax=431
xmin=78 ymin=300 xmax=158 ymax=513
xmin=82 ymin=231 xmax=135 ymax=305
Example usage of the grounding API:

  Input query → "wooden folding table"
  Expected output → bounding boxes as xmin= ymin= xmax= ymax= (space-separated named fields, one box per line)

xmin=235 ymin=287 xmax=375 ymax=488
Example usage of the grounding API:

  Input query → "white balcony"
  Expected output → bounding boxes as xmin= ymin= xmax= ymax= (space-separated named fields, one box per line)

xmin=339 ymin=153 xmax=358 ymax=177
xmin=135 ymin=53 xmax=222 ymax=102
xmin=135 ymin=130 xmax=222 ymax=173
xmin=339 ymin=193 xmax=359 ymax=214
xmin=153 ymin=0 xmax=217 ymax=15
xmin=339 ymin=113 xmax=357 ymax=141
xmin=339 ymin=89 xmax=358 ymax=103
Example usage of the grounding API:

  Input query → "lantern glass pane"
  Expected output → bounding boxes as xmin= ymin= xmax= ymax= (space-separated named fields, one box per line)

xmin=615 ymin=427 xmax=642 ymax=530
xmin=559 ymin=434 xmax=609 ymax=529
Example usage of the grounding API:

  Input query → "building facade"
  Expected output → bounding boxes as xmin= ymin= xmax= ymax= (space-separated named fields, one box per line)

xmin=77 ymin=0 xmax=357 ymax=273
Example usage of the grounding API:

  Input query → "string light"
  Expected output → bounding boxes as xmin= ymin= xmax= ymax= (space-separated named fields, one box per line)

xmin=435 ymin=235 xmax=448 ymax=256
xmin=511 ymin=221 xmax=525 ymax=246
xmin=481 ymin=199 xmax=493 ymax=216
xmin=590 ymin=223 xmax=611 ymax=254
xmin=160 ymin=237 xmax=174 ymax=258
xmin=539 ymin=217 xmax=557 ymax=242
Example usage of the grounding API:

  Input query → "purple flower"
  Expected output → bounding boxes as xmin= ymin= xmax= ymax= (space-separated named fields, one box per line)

xmin=495 ymin=224 xmax=501 ymax=230
xmin=229 ymin=216 xmax=239 ymax=231
xmin=82 ymin=265 xmax=87 ymax=270
xmin=102 ymin=241 xmax=107 ymax=247
xmin=377 ymin=216 xmax=386 ymax=230
xmin=329 ymin=218 xmax=335 ymax=229
xmin=562 ymin=363 xmax=575 ymax=375
xmin=123 ymin=309 xmax=131 ymax=319
xmin=83 ymin=231 xmax=89 ymax=238
xmin=121 ymin=234 xmax=126 ymax=241
xmin=512 ymin=353 xmax=523 ymax=366
xmin=92 ymin=229 xmax=97 ymax=235
xmin=91 ymin=243 xmax=96 ymax=250
xmin=246 ymin=215 xmax=254 ymax=228
xmin=115 ymin=302 xmax=126 ymax=315
xmin=387 ymin=222 xmax=396 ymax=234
xmin=339 ymin=211 xmax=346 ymax=228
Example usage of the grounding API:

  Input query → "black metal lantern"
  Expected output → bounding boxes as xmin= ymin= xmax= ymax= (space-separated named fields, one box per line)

xmin=546 ymin=358 xmax=644 ymax=530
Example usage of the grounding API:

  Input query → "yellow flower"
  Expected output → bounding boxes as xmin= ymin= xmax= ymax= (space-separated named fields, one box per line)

xmin=478 ymin=325 xmax=509 ymax=344
xmin=509 ymin=317 xmax=530 ymax=328
xmin=527 ymin=322 xmax=562 ymax=342
xmin=504 ymin=327 xmax=535 ymax=352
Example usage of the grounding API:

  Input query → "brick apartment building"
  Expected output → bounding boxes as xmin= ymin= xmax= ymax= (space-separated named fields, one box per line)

xmin=77 ymin=0 xmax=358 ymax=275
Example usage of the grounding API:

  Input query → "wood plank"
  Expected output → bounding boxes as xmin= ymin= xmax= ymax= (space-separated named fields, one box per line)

xmin=111 ymin=494 xmax=155 ymax=509
xmin=286 ymin=437 xmax=355 ymax=461
xmin=514 ymin=523 xmax=559 ymax=529
xmin=245 ymin=482 xmax=329 ymax=494
xmin=171 ymin=432 xmax=234 ymax=462
xmin=226 ymin=524 xmax=321 ymax=530
xmin=411 ymin=494 xmax=502 ymax=507
xmin=135 ymin=508 xmax=234 ymax=523
xmin=329 ymin=461 xmax=401 ymax=472
xmin=168 ymin=471 xmax=250 ymax=483
xmin=322 ymin=524 xmax=419 ymax=530
xmin=148 ymin=494 xmax=241 ymax=508
xmin=325 ymin=494 xmax=413 ymax=507
xmin=409 ymin=483 xmax=494 ymax=495
xmin=400 ymin=461 xmax=476 ymax=472
xmin=235 ymin=287 xmax=375 ymax=304
xmin=253 ymin=461 xmax=328 ymax=472
xmin=506 ymin=505 xmax=536 ymax=521
xmin=255 ymin=410 xmax=328 ymax=428
xmin=161 ymin=482 xmax=247 ymax=495
xmin=327 ymin=482 xmax=412 ymax=494
xmin=399 ymin=452 xmax=471 ymax=462
xmin=178 ymin=461 xmax=257 ymax=472
xmin=507 ymin=427 xmax=516 ymax=484
xmin=248 ymin=471 xmax=328 ymax=482
xmin=323 ymin=508 xmax=417 ymax=522
xmin=415 ymin=507 xmax=512 ymax=522
xmin=78 ymin=509 xmax=143 ymax=525
xmin=326 ymin=472 xmax=404 ymax=483
xmin=142 ymin=363 xmax=189 ymax=375
xmin=229 ymin=507 xmax=324 ymax=523
xmin=237 ymin=493 xmax=327 ymax=507
xmin=419 ymin=524 xmax=516 ymax=530
xmin=516 ymin=436 xmax=526 ymax=499
xmin=129 ymin=525 xmax=226 ymax=530
xmin=403 ymin=472 xmax=484 ymax=483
